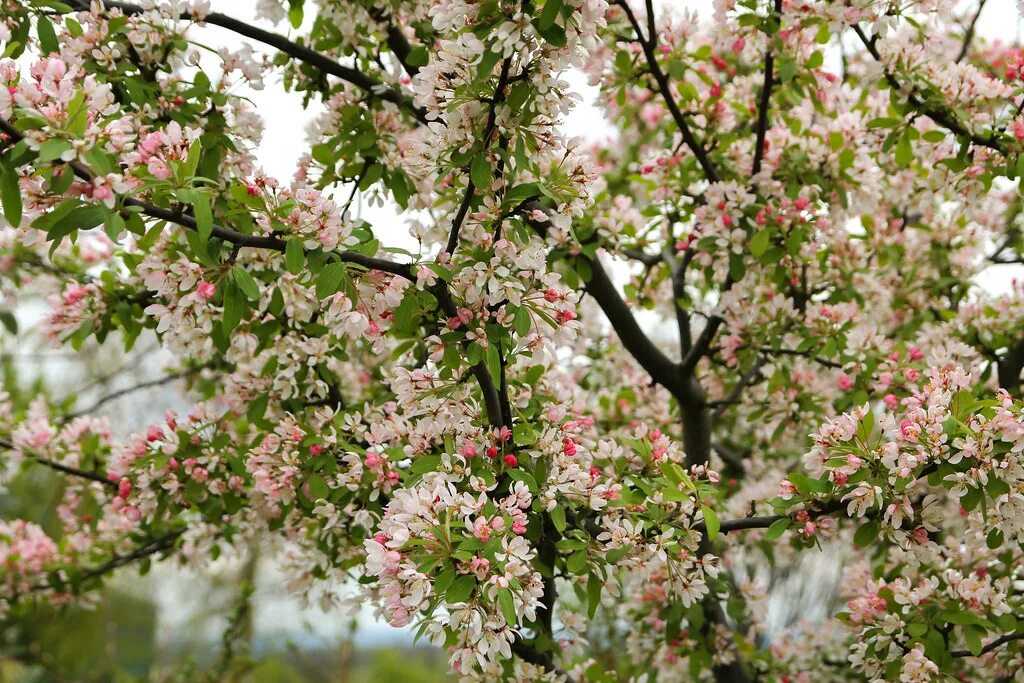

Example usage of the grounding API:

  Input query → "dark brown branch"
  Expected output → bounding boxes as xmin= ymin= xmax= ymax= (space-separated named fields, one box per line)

xmin=0 ymin=118 xmax=415 ymax=281
xmin=68 ymin=530 xmax=184 ymax=587
xmin=366 ymin=6 xmax=421 ymax=78
xmin=757 ymin=346 xmax=844 ymax=369
xmin=615 ymin=0 xmax=720 ymax=182
xmin=0 ymin=437 xmax=116 ymax=489
xmin=586 ymin=256 xmax=684 ymax=396
xmin=522 ymin=201 xmax=683 ymax=395
xmin=710 ymin=356 xmax=765 ymax=424
xmin=623 ymin=247 xmax=663 ymax=266
xmin=998 ymin=338 xmax=1024 ymax=391
xmin=852 ymin=25 xmax=1004 ymax=153
xmin=432 ymin=287 xmax=504 ymax=428
xmin=952 ymin=631 xmax=1024 ymax=658
xmin=61 ymin=368 xmax=202 ymax=422
xmin=955 ymin=0 xmax=988 ymax=64
xmin=75 ymin=0 xmax=427 ymax=123
xmin=678 ymin=275 xmax=734 ymax=377
xmin=751 ymin=0 xmax=782 ymax=176
xmin=445 ymin=58 xmax=513 ymax=255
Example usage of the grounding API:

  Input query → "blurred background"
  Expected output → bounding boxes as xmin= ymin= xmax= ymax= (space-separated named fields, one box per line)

xmin=2 ymin=0 xmax=1024 ymax=681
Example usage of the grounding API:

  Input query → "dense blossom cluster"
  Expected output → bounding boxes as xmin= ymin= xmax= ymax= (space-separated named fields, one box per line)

xmin=5 ymin=0 xmax=1024 ymax=681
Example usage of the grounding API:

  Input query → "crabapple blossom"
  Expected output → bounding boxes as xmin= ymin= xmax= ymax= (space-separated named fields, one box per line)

xmin=7 ymin=0 xmax=1024 ymax=681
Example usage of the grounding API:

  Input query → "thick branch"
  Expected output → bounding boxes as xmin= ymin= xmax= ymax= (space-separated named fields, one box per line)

xmin=998 ymin=338 xmax=1024 ymax=391
xmin=81 ymin=530 xmax=183 ymax=580
xmin=586 ymin=256 xmax=683 ymax=397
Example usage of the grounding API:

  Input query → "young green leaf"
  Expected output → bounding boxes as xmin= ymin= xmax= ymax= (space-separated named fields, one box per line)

xmin=701 ymin=505 xmax=720 ymax=541
xmin=193 ymin=193 xmax=213 ymax=242
xmin=0 ymin=166 xmax=22 ymax=227
xmin=285 ymin=239 xmax=305 ymax=274
xmin=232 ymin=266 xmax=261 ymax=300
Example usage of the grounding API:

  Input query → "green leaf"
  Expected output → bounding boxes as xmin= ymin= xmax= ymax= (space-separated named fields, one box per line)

xmin=960 ymin=487 xmax=982 ymax=511
xmin=550 ymin=505 xmax=566 ymax=533
xmin=470 ymin=154 xmax=491 ymax=189
xmin=750 ymin=229 xmax=770 ymax=259
xmin=406 ymin=45 xmax=429 ymax=68
xmin=183 ymin=138 xmax=202 ymax=179
xmin=485 ymin=343 xmax=501 ymax=387
xmin=232 ymin=266 xmax=261 ymax=300
xmin=246 ymin=394 xmax=269 ymax=422
xmin=287 ymin=0 xmax=304 ymax=29
xmin=567 ymin=549 xmax=588 ymax=574
xmin=866 ymin=117 xmax=900 ymax=129
xmin=729 ymin=251 xmax=745 ymax=281
xmin=587 ymin=572 xmax=602 ymax=619
xmin=46 ymin=204 xmax=105 ymax=242
xmin=446 ymin=574 xmax=476 ymax=603
xmin=513 ymin=306 xmax=531 ymax=336
xmin=316 ymin=261 xmax=346 ymax=300
xmin=701 ymin=505 xmax=720 ymax=541
xmin=306 ymin=474 xmax=329 ymax=500
xmin=222 ymin=280 xmax=244 ymax=334
xmin=895 ymin=133 xmax=913 ymax=168
xmin=193 ymin=193 xmax=212 ymax=242
xmin=0 ymin=310 xmax=17 ymax=335
xmin=37 ymin=138 xmax=71 ymax=163
xmin=854 ymin=520 xmax=880 ymax=548
xmin=497 ymin=587 xmax=517 ymax=627
xmin=539 ymin=0 xmax=564 ymax=30
xmin=512 ymin=422 xmax=537 ymax=446
xmin=764 ymin=517 xmax=790 ymax=541
xmin=907 ymin=622 xmax=928 ymax=638
xmin=285 ymin=239 xmax=304 ymax=274
xmin=36 ymin=16 xmax=59 ymax=55
xmin=435 ymin=567 xmax=455 ymax=595
xmin=102 ymin=212 xmax=125 ymax=239
xmin=965 ymin=625 xmax=984 ymax=657
xmin=0 ymin=166 xmax=22 ymax=227
xmin=815 ymin=22 xmax=831 ymax=44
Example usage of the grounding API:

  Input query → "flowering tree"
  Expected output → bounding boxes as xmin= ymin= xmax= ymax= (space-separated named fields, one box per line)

xmin=8 ymin=0 xmax=1024 ymax=679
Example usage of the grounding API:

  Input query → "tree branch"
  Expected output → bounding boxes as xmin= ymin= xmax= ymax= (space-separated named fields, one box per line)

xmin=0 ymin=117 xmax=416 ymax=281
xmin=445 ymin=58 xmax=513 ymax=255
xmin=615 ymin=0 xmax=720 ymax=182
xmin=751 ymin=0 xmax=782 ymax=176
xmin=60 ymin=367 xmax=204 ymax=422
xmin=76 ymin=0 xmax=427 ymax=123
xmin=955 ymin=0 xmax=988 ymax=64
xmin=952 ymin=631 xmax=1024 ymax=658
xmin=79 ymin=529 xmax=184 ymax=581
xmin=366 ymin=6 xmax=421 ymax=78
xmin=852 ymin=25 xmax=1004 ymax=153
xmin=0 ymin=437 xmax=116 ymax=489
